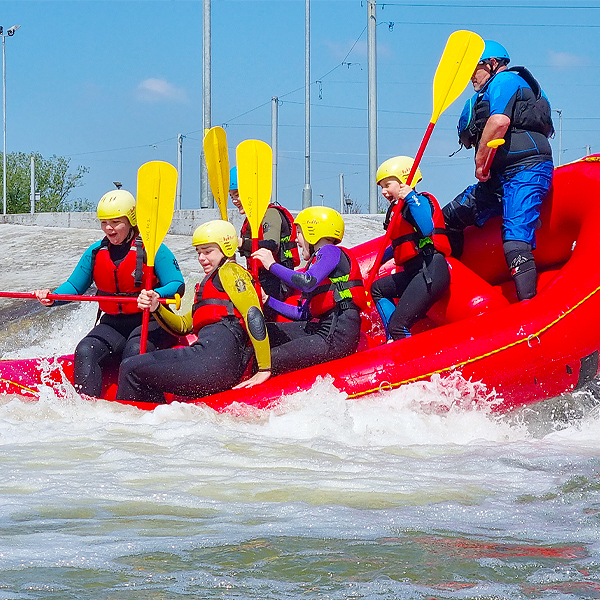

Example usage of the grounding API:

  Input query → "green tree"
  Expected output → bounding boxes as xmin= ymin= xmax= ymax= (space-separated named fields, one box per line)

xmin=2 ymin=152 xmax=92 ymax=214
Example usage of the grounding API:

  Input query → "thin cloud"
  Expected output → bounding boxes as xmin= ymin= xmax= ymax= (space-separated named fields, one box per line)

xmin=548 ymin=50 xmax=588 ymax=69
xmin=136 ymin=78 xmax=188 ymax=102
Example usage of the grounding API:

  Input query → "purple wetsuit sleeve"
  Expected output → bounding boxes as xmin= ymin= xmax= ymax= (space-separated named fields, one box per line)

xmin=266 ymin=296 xmax=305 ymax=321
xmin=266 ymin=244 xmax=342 ymax=320
xmin=270 ymin=245 xmax=342 ymax=292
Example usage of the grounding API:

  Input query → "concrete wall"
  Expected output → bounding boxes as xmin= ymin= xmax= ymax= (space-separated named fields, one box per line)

xmin=0 ymin=209 xmax=385 ymax=238
xmin=0 ymin=209 xmax=243 ymax=234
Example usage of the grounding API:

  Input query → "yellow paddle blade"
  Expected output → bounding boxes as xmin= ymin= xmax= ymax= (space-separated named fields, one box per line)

xmin=203 ymin=126 xmax=230 ymax=221
xmin=219 ymin=262 xmax=271 ymax=369
xmin=236 ymin=139 xmax=272 ymax=238
xmin=431 ymin=30 xmax=484 ymax=124
xmin=136 ymin=161 xmax=177 ymax=267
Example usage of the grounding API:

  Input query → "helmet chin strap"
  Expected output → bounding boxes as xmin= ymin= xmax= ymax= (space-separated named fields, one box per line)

xmin=127 ymin=227 xmax=136 ymax=242
xmin=487 ymin=57 xmax=508 ymax=79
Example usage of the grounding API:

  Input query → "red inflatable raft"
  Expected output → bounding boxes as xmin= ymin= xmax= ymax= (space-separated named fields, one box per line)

xmin=2 ymin=156 xmax=600 ymax=412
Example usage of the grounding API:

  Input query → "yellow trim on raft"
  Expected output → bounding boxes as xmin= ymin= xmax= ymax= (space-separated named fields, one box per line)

xmin=347 ymin=281 xmax=600 ymax=400
xmin=0 ymin=377 xmax=39 ymax=395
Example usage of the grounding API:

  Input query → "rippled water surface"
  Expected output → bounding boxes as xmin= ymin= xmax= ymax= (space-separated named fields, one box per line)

xmin=1 ymin=239 xmax=600 ymax=598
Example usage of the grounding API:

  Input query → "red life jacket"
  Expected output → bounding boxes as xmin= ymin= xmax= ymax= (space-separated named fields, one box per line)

xmin=240 ymin=204 xmax=300 ymax=268
xmin=304 ymin=246 xmax=368 ymax=317
xmin=191 ymin=266 xmax=244 ymax=334
xmin=386 ymin=191 xmax=451 ymax=266
xmin=92 ymin=236 xmax=149 ymax=315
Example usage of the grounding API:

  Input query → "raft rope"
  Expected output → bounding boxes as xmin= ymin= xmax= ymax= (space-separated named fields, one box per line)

xmin=347 ymin=281 xmax=600 ymax=400
xmin=0 ymin=377 xmax=39 ymax=395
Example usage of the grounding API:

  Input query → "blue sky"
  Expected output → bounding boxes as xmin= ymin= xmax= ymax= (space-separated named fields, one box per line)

xmin=2 ymin=0 xmax=599 ymax=212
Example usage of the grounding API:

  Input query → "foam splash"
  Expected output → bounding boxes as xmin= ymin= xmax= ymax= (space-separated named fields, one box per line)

xmin=3 ymin=301 xmax=97 ymax=360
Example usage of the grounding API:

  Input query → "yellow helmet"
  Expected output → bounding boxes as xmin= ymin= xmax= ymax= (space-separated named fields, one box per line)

xmin=294 ymin=206 xmax=344 ymax=245
xmin=96 ymin=190 xmax=137 ymax=227
xmin=376 ymin=156 xmax=423 ymax=187
xmin=192 ymin=220 xmax=238 ymax=257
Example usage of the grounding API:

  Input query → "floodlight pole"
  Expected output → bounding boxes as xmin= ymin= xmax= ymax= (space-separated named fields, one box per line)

xmin=302 ymin=0 xmax=312 ymax=208
xmin=201 ymin=0 xmax=212 ymax=208
xmin=367 ymin=2 xmax=378 ymax=214
xmin=271 ymin=96 xmax=278 ymax=205
xmin=176 ymin=133 xmax=184 ymax=209
xmin=1 ymin=25 xmax=21 ymax=215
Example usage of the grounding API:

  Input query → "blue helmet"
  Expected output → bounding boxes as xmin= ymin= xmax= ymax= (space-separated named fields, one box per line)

xmin=481 ymin=40 xmax=510 ymax=64
xmin=229 ymin=166 xmax=238 ymax=191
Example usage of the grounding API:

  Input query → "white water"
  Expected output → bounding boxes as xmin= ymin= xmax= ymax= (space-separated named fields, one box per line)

xmin=1 ymin=226 xmax=600 ymax=598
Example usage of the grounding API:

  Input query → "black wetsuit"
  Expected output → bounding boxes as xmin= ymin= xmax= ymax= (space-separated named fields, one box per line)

xmin=54 ymin=234 xmax=184 ymax=397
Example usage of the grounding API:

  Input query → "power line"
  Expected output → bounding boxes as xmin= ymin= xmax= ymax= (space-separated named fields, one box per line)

xmin=382 ymin=20 xmax=600 ymax=28
xmin=379 ymin=2 xmax=600 ymax=9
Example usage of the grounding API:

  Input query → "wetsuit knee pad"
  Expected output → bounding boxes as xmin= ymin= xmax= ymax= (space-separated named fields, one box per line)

xmin=503 ymin=240 xmax=537 ymax=300
xmin=503 ymin=240 xmax=535 ymax=272
xmin=75 ymin=334 xmax=112 ymax=363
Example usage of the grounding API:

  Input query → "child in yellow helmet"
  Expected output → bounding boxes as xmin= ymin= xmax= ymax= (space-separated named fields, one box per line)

xmin=242 ymin=206 xmax=367 ymax=380
xmin=32 ymin=189 xmax=185 ymax=397
xmin=116 ymin=220 xmax=271 ymax=402
xmin=372 ymin=157 xmax=451 ymax=341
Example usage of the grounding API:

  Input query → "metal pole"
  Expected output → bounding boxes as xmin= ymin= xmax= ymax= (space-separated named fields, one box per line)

xmin=339 ymin=173 xmax=344 ymax=213
xmin=176 ymin=133 xmax=183 ymax=209
xmin=554 ymin=109 xmax=562 ymax=166
xmin=30 ymin=155 xmax=34 ymax=213
xmin=1 ymin=26 xmax=20 ymax=215
xmin=271 ymin=96 xmax=278 ymax=205
xmin=302 ymin=0 xmax=312 ymax=208
xmin=586 ymin=145 xmax=592 ymax=157
xmin=367 ymin=1 xmax=378 ymax=214
xmin=2 ymin=35 xmax=6 ymax=215
xmin=201 ymin=0 xmax=212 ymax=208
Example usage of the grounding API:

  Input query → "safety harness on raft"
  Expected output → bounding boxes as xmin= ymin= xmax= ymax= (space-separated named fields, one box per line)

xmin=384 ymin=192 xmax=451 ymax=278
xmin=303 ymin=247 xmax=368 ymax=318
xmin=191 ymin=261 xmax=245 ymax=333
xmin=458 ymin=66 xmax=554 ymax=152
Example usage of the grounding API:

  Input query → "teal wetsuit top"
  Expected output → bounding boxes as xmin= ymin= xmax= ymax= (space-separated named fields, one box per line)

xmin=54 ymin=240 xmax=184 ymax=299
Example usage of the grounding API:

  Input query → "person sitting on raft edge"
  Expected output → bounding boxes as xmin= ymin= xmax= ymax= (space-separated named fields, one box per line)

xmin=32 ymin=188 xmax=185 ymax=397
xmin=115 ymin=219 xmax=272 ymax=403
xmin=372 ymin=156 xmax=451 ymax=342
xmin=240 ymin=206 xmax=368 ymax=383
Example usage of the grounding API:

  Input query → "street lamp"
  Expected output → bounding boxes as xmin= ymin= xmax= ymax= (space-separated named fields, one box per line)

xmin=2 ymin=24 xmax=20 ymax=215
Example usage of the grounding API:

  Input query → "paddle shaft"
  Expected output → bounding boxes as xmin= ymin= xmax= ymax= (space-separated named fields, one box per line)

xmin=250 ymin=234 xmax=260 ymax=280
xmin=481 ymin=138 xmax=506 ymax=178
xmin=364 ymin=122 xmax=434 ymax=295
xmin=0 ymin=290 xmax=177 ymax=306
xmin=138 ymin=269 xmax=154 ymax=353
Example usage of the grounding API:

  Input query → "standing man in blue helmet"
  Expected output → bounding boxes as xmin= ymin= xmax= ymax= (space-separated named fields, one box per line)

xmin=443 ymin=40 xmax=554 ymax=300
